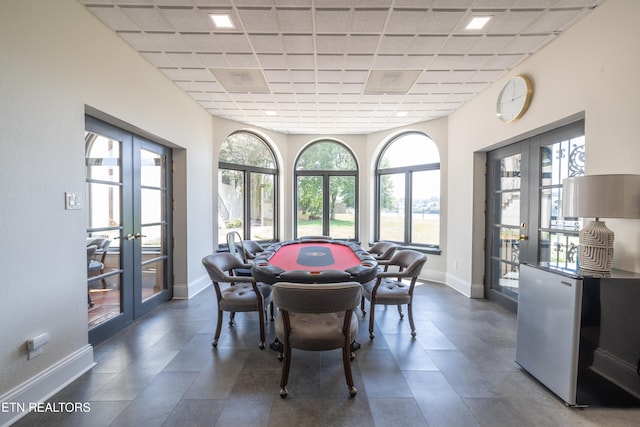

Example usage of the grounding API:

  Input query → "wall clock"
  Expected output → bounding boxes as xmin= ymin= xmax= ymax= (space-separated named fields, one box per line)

xmin=496 ymin=75 xmax=533 ymax=123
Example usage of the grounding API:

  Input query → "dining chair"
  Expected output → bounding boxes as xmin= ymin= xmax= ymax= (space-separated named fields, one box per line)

xmin=361 ymin=249 xmax=427 ymax=339
xmin=368 ymin=241 xmax=397 ymax=270
xmin=272 ymin=281 xmax=362 ymax=398
xmin=202 ymin=252 xmax=273 ymax=349
xmin=87 ymin=245 xmax=98 ymax=308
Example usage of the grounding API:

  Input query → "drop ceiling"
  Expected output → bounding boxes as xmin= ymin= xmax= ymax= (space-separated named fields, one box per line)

xmin=79 ymin=0 xmax=606 ymax=134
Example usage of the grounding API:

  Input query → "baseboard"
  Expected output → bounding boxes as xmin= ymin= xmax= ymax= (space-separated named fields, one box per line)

xmin=444 ymin=272 xmax=484 ymax=298
xmin=173 ymin=273 xmax=211 ymax=299
xmin=0 ymin=345 xmax=95 ymax=427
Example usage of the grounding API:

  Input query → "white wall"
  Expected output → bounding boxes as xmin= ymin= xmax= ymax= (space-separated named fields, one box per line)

xmin=447 ymin=0 xmax=640 ymax=296
xmin=0 ymin=0 xmax=213 ymax=420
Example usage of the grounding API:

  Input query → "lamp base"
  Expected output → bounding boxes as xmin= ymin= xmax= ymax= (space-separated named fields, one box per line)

xmin=579 ymin=220 xmax=614 ymax=273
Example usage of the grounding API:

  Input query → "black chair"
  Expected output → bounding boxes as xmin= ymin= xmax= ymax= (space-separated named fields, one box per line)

xmin=202 ymin=253 xmax=273 ymax=349
xmin=361 ymin=250 xmax=427 ymax=339
xmin=272 ymin=281 xmax=362 ymax=398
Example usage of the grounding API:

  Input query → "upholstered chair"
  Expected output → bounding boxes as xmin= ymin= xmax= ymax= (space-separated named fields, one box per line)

xmin=272 ymin=281 xmax=362 ymax=398
xmin=202 ymin=253 xmax=273 ymax=349
xmin=361 ymin=250 xmax=427 ymax=339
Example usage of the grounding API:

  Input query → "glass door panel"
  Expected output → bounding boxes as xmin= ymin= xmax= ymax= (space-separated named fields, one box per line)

xmin=296 ymin=176 xmax=323 ymax=237
xmin=488 ymin=151 xmax=526 ymax=305
xmin=136 ymin=139 xmax=170 ymax=313
xmin=86 ymin=132 xmax=123 ymax=329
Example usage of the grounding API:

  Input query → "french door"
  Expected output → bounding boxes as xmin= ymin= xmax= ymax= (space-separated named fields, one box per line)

xmin=86 ymin=116 xmax=172 ymax=344
xmin=485 ymin=120 xmax=585 ymax=312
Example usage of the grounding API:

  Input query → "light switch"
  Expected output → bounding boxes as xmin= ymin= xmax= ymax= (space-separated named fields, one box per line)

xmin=65 ymin=192 xmax=81 ymax=210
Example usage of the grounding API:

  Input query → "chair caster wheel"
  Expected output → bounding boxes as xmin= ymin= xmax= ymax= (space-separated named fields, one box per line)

xmin=350 ymin=353 xmax=355 ymax=361
xmin=369 ymin=332 xmax=375 ymax=339
xmin=279 ymin=388 xmax=288 ymax=398
xmin=349 ymin=386 xmax=357 ymax=397
xmin=259 ymin=342 xmax=265 ymax=350
xmin=411 ymin=330 xmax=416 ymax=338
xmin=277 ymin=353 xmax=283 ymax=361
xmin=212 ymin=340 xmax=218 ymax=347
xmin=399 ymin=314 xmax=404 ymax=320
xmin=228 ymin=320 xmax=234 ymax=327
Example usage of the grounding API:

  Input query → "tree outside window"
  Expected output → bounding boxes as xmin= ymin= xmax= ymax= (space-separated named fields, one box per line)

xmin=294 ymin=141 xmax=358 ymax=240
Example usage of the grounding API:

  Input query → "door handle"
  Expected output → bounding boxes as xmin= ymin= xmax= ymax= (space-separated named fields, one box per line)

xmin=134 ymin=232 xmax=147 ymax=239
xmin=518 ymin=234 xmax=528 ymax=241
xmin=125 ymin=233 xmax=135 ymax=241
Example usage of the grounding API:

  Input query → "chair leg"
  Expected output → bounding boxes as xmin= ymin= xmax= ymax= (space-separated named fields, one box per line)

xmin=213 ymin=309 xmax=223 ymax=347
xmin=368 ymin=299 xmax=376 ymax=339
xmin=397 ymin=304 xmax=404 ymax=319
xmin=408 ymin=302 xmax=416 ymax=338
xmin=342 ymin=342 xmax=357 ymax=397
xmin=279 ymin=340 xmax=292 ymax=398
xmin=257 ymin=310 xmax=266 ymax=350
xmin=228 ymin=312 xmax=235 ymax=326
xmin=270 ymin=301 xmax=275 ymax=321
xmin=360 ymin=296 xmax=366 ymax=315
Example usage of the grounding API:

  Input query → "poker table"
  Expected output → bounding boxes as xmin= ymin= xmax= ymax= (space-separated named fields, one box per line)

xmin=251 ymin=239 xmax=378 ymax=285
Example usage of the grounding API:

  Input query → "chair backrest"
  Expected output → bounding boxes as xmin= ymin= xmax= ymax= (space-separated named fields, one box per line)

xmin=242 ymin=239 xmax=264 ymax=260
xmin=226 ymin=231 xmax=247 ymax=263
xmin=299 ymin=235 xmax=332 ymax=242
xmin=202 ymin=252 xmax=247 ymax=283
xmin=368 ymin=241 xmax=397 ymax=260
xmin=272 ymin=282 xmax=361 ymax=314
xmin=87 ymin=238 xmax=111 ymax=263
xmin=87 ymin=245 xmax=97 ymax=266
xmin=389 ymin=250 xmax=427 ymax=277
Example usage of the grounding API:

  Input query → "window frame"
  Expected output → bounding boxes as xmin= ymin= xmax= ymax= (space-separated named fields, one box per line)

xmin=293 ymin=140 xmax=359 ymax=241
xmin=218 ymin=131 xmax=279 ymax=243
xmin=374 ymin=131 xmax=441 ymax=252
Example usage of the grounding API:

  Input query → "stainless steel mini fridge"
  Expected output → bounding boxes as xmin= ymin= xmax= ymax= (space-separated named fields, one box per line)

xmin=516 ymin=263 xmax=640 ymax=407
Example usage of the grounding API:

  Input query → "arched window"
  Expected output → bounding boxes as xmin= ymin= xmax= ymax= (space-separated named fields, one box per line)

xmin=218 ymin=131 xmax=278 ymax=243
xmin=294 ymin=140 xmax=358 ymax=240
xmin=375 ymin=132 xmax=440 ymax=249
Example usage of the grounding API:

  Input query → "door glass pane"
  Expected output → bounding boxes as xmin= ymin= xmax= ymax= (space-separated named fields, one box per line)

xmin=379 ymin=173 xmax=405 ymax=241
xmin=329 ymin=176 xmax=355 ymax=239
xmin=491 ymin=226 xmax=521 ymax=298
xmin=141 ymin=188 xmax=164 ymax=224
xmin=218 ymin=169 xmax=245 ymax=242
xmin=250 ymin=173 xmax=275 ymax=241
xmin=141 ymin=259 xmax=165 ymax=302
xmin=297 ymin=176 xmax=323 ymax=237
xmin=411 ymin=170 xmax=440 ymax=245
xmin=140 ymin=149 xmax=164 ymax=187
xmin=86 ymin=134 xmax=120 ymax=183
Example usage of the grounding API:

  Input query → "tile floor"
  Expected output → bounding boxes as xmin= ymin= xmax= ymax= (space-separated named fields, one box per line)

xmin=16 ymin=281 xmax=640 ymax=426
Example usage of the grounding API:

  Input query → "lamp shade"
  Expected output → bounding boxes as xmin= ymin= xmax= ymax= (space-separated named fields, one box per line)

xmin=562 ymin=174 xmax=640 ymax=219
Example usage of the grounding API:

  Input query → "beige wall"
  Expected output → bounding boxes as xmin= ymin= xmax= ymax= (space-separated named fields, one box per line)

xmin=447 ymin=0 xmax=640 ymax=296
xmin=0 ymin=0 xmax=213 ymax=418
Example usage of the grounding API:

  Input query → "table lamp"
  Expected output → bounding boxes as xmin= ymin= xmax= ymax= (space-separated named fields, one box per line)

xmin=562 ymin=174 xmax=640 ymax=274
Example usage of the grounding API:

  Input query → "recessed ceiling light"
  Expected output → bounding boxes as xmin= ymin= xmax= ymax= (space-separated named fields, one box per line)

xmin=210 ymin=14 xmax=235 ymax=29
xmin=265 ymin=111 xmax=277 ymax=116
xmin=395 ymin=111 xmax=408 ymax=117
xmin=466 ymin=16 xmax=491 ymax=30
